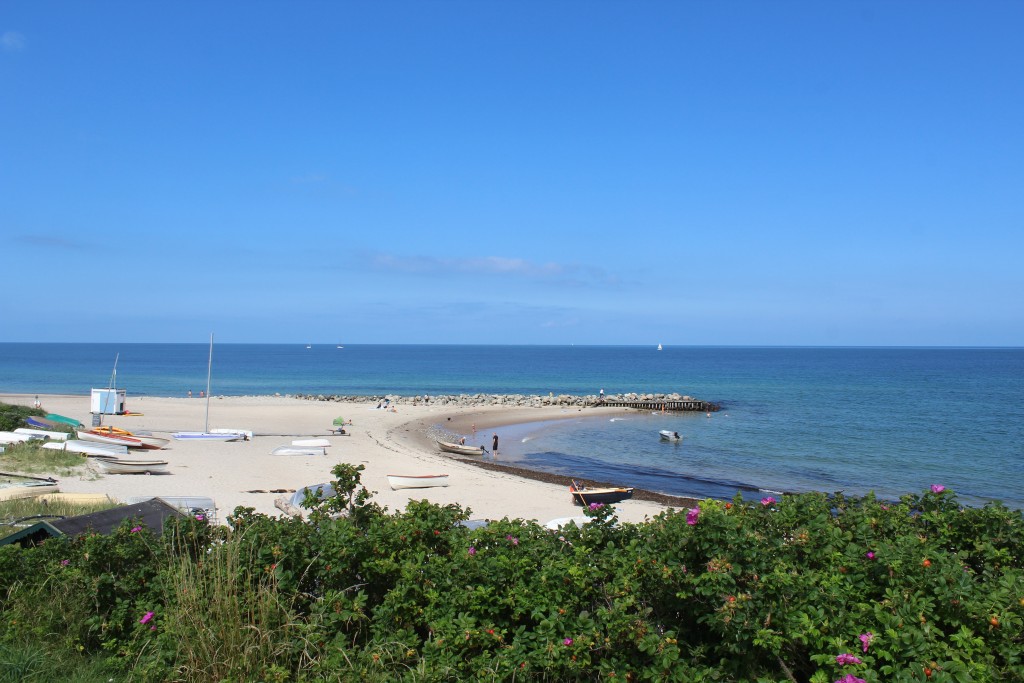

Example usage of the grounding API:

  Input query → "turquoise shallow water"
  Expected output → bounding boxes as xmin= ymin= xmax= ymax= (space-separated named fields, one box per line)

xmin=2 ymin=344 xmax=1021 ymax=508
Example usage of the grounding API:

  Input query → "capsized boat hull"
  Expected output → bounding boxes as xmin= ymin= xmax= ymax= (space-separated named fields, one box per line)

xmin=14 ymin=428 xmax=69 ymax=441
xmin=92 ymin=458 xmax=169 ymax=475
xmin=271 ymin=446 xmax=326 ymax=456
xmin=172 ymin=432 xmax=245 ymax=441
xmin=387 ymin=474 xmax=450 ymax=490
xmin=61 ymin=440 xmax=130 ymax=456
xmin=292 ymin=438 xmax=331 ymax=448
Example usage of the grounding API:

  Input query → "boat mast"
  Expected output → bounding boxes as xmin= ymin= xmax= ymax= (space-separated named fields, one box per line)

xmin=204 ymin=333 xmax=213 ymax=433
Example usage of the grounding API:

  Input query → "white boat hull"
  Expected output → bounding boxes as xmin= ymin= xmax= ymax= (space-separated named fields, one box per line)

xmin=659 ymin=430 xmax=682 ymax=441
xmin=0 ymin=431 xmax=38 ymax=444
xmin=14 ymin=428 xmax=69 ymax=441
xmin=271 ymin=446 xmax=326 ymax=456
xmin=62 ymin=439 xmax=130 ymax=456
xmin=172 ymin=432 xmax=245 ymax=441
xmin=292 ymin=438 xmax=331 ymax=448
xmin=436 ymin=440 xmax=485 ymax=456
xmin=93 ymin=458 xmax=169 ymax=475
xmin=210 ymin=428 xmax=253 ymax=440
xmin=387 ymin=474 xmax=450 ymax=490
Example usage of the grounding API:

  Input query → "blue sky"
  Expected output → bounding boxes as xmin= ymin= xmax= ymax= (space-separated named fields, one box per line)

xmin=2 ymin=2 xmax=1022 ymax=345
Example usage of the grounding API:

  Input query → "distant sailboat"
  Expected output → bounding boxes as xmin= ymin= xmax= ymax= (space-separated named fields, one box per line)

xmin=657 ymin=343 xmax=663 ymax=351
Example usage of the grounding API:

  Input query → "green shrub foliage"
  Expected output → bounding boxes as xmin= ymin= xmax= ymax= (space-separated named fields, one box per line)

xmin=0 ymin=465 xmax=1020 ymax=682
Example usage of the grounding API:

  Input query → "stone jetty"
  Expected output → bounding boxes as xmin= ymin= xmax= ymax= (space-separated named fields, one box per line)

xmin=294 ymin=392 xmax=720 ymax=412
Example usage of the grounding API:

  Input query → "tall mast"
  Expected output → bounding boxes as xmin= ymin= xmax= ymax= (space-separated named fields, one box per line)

xmin=204 ymin=333 xmax=213 ymax=432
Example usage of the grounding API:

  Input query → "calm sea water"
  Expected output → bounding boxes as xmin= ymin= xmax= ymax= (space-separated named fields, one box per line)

xmin=1 ymin=344 xmax=1021 ymax=508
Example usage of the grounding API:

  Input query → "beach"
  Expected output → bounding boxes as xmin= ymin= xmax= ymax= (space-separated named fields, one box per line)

xmin=1 ymin=393 xmax=684 ymax=525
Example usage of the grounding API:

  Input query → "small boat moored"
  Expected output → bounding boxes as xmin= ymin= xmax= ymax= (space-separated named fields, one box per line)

xmin=387 ymin=474 xmax=450 ymax=490
xmin=569 ymin=480 xmax=634 ymax=506
xmin=659 ymin=430 xmax=682 ymax=442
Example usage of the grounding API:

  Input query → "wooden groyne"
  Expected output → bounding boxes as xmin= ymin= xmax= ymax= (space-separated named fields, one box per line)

xmin=597 ymin=398 xmax=720 ymax=412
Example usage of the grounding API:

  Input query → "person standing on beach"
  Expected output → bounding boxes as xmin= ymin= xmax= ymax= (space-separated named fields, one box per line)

xmin=492 ymin=433 xmax=499 ymax=458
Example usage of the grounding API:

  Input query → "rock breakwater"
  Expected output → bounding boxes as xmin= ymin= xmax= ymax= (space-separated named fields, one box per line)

xmin=294 ymin=392 xmax=719 ymax=411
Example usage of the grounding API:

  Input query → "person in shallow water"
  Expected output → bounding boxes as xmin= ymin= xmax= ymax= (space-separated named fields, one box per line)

xmin=492 ymin=433 xmax=499 ymax=457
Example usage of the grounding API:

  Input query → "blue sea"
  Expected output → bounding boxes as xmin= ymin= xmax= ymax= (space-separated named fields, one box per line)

xmin=1 ymin=343 xmax=1022 ymax=509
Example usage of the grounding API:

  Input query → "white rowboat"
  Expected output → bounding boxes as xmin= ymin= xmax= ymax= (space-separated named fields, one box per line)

xmin=387 ymin=474 xmax=450 ymax=490
xmin=659 ymin=430 xmax=682 ymax=442
xmin=436 ymin=440 xmax=486 ymax=457
xmin=92 ymin=458 xmax=169 ymax=475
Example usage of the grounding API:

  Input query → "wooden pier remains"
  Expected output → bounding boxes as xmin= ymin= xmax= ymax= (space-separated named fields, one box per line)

xmin=596 ymin=398 xmax=720 ymax=412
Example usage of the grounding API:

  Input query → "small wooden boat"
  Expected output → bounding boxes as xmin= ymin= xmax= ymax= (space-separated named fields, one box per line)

xmin=292 ymin=438 xmax=331 ymax=448
xmin=436 ymin=440 xmax=486 ymax=457
xmin=659 ymin=430 xmax=682 ymax=442
xmin=569 ymin=481 xmax=634 ymax=506
xmin=92 ymin=458 xmax=169 ymax=475
xmin=271 ymin=446 xmax=326 ymax=456
xmin=387 ymin=474 xmax=450 ymax=490
xmin=14 ymin=428 xmax=69 ymax=441
xmin=172 ymin=432 xmax=246 ymax=441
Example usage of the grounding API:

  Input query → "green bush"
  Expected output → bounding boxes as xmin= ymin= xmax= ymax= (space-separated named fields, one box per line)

xmin=0 ymin=466 xmax=1020 ymax=682
xmin=0 ymin=403 xmax=47 ymax=433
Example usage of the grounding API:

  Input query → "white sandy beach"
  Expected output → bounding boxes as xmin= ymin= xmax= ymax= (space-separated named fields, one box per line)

xmin=1 ymin=393 xmax=672 ymax=526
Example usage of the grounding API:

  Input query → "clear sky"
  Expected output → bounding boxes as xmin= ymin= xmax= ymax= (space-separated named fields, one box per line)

xmin=2 ymin=2 xmax=1022 ymax=345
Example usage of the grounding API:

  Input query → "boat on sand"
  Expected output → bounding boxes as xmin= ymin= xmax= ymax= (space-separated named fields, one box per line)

xmin=292 ymin=438 xmax=330 ymax=448
xmin=271 ymin=446 xmax=326 ymax=456
xmin=569 ymin=480 xmax=634 ymax=506
xmin=387 ymin=474 xmax=450 ymax=490
xmin=92 ymin=458 xmax=169 ymax=475
xmin=436 ymin=439 xmax=486 ymax=457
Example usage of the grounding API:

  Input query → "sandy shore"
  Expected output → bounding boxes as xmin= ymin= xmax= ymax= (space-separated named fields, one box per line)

xmin=1 ymin=393 xmax=688 ymax=526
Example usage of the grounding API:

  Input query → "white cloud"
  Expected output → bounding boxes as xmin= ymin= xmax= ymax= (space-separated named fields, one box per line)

xmin=367 ymin=251 xmax=622 ymax=287
xmin=1 ymin=31 xmax=26 ymax=52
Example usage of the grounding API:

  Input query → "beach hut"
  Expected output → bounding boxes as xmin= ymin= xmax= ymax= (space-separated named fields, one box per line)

xmin=90 ymin=388 xmax=126 ymax=415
